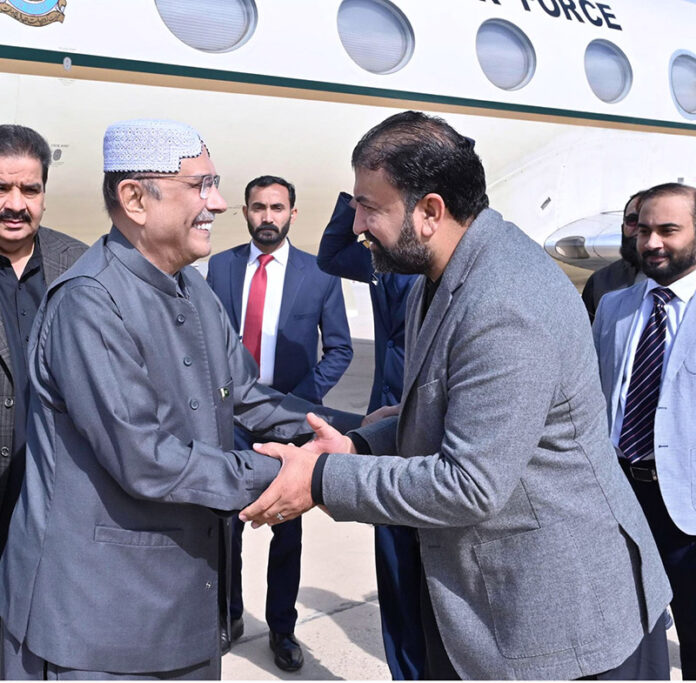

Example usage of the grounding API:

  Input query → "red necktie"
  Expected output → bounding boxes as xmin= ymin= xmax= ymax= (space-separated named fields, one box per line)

xmin=242 ymin=254 xmax=274 ymax=366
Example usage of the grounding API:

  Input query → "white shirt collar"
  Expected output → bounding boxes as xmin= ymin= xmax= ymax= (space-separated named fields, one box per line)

xmin=643 ymin=266 xmax=696 ymax=305
xmin=248 ymin=238 xmax=289 ymax=267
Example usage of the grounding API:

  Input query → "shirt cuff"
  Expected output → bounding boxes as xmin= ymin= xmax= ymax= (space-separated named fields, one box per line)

xmin=311 ymin=453 xmax=330 ymax=505
xmin=347 ymin=432 xmax=371 ymax=455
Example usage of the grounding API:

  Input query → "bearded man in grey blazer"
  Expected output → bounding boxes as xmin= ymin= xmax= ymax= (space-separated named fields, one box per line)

xmin=241 ymin=111 xmax=672 ymax=680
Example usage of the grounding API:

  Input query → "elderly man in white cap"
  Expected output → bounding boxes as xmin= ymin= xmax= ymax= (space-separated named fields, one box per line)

xmin=0 ymin=119 xmax=359 ymax=680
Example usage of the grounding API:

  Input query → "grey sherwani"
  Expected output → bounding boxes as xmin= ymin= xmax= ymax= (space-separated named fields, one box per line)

xmin=321 ymin=209 xmax=672 ymax=679
xmin=0 ymin=227 xmax=358 ymax=675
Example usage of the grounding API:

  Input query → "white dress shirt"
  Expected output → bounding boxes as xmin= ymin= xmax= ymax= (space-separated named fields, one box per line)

xmin=240 ymin=240 xmax=289 ymax=385
xmin=612 ymin=266 xmax=696 ymax=448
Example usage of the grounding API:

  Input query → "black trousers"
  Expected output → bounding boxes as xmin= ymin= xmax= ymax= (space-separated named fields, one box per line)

xmin=620 ymin=458 xmax=696 ymax=679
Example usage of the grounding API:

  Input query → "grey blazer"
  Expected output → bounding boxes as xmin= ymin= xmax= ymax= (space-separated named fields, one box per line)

xmin=593 ymin=279 xmax=696 ymax=534
xmin=321 ymin=209 xmax=671 ymax=679
xmin=0 ymin=226 xmax=87 ymax=508
xmin=0 ymin=228 xmax=359 ymax=674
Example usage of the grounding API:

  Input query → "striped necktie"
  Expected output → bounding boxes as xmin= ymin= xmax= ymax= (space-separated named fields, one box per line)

xmin=618 ymin=287 xmax=676 ymax=463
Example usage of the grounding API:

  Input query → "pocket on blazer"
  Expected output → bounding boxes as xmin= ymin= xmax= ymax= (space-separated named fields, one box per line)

xmin=474 ymin=521 xmax=601 ymax=659
xmin=684 ymin=353 xmax=696 ymax=374
xmin=94 ymin=525 xmax=184 ymax=547
xmin=416 ymin=378 xmax=443 ymax=403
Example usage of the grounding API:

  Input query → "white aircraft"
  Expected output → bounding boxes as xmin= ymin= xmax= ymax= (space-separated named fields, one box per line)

xmin=1 ymin=0 xmax=696 ymax=305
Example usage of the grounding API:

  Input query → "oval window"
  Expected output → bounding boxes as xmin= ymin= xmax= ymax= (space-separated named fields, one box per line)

xmin=671 ymin=52 xmax=696 ymax=117
xmin=337 ymin=0 xmax=415 ymax=75
xmin=476 ymin=19 xmax=536 ymax=91
xmin=584 ymin=39 xmax=632 ymax=103
xmin=155 ymin=0 xmax=257 ymax=53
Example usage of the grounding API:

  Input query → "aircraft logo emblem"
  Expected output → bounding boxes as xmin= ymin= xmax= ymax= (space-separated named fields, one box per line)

xmin=0 ymin=0 xmax=67 ymax=26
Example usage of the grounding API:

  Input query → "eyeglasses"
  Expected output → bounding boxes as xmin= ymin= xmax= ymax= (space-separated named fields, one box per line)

xmin=623 ymin=212 xmax=639 ymax=227
xmin=134 ymin=173 xmax=220 ymax=199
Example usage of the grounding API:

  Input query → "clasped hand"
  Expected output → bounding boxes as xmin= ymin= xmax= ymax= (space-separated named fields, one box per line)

xmin=239 ymin=412 xmax=355 ymax=528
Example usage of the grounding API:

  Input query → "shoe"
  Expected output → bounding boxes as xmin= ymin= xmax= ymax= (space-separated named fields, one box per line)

xmin=220 ymin=616 xmax=244 ymax=655
xmin=229 ymin=616 xmax=244 ymax=642
xmin=269 ymin=631 xmax=304 ymax=671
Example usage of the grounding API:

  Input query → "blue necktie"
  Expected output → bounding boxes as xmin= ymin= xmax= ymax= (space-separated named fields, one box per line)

xmin=618 ymin=287 xmax=676 ymax=463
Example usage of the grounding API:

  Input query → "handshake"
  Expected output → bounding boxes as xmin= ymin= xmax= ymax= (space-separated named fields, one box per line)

xmin=239 ymin=405 xmax=400 ymax=527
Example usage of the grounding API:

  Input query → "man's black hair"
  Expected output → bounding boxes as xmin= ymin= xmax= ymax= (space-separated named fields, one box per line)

xmin=0 ymin=124 xmax=51 ymax=187
xmin=351 ymin=111 xmax=488 ymax=223
xmin=623 ymin=190 xmax=645 ymax=217
xmin=244 ymin=175 xmax=296 ymax=208
xmin=639 ymin=182 xmax=696 ymax=228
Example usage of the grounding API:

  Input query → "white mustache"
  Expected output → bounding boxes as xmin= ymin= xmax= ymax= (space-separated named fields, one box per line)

xmin=195 ymin=210 xmax=215 ymax=223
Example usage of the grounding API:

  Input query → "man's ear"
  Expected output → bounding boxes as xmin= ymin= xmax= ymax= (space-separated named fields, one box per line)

xmin=290 ymin=206 xmax=298 ymax=224
xmin=117 ymin=179 xmax=148 ymax=226
xmin=416 ymin=193 xmax=446 ymax=239
xmin=242 ymin=205 xmax=249 ymax=221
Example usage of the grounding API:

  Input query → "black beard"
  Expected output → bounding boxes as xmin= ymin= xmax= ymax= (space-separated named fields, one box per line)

xmin=620 ymin=233 xmax=641 ymax=269
xmin=641 ymin=241 xmax=696 ymax=285
xmin=370 ymin=213 xmax=431 ymax=275
xmin=247 ymin=218 xmax=291 ymax=247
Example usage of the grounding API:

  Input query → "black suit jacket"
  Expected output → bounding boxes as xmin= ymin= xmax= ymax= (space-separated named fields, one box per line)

xmin=0 ymin=226 xmax=87 ymax=546
xmin=581 ymin=258 xmax=640 ymax=323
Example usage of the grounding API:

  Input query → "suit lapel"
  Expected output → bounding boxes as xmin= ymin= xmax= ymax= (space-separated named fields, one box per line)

xmin=401 ymin=281 xmax=453 ymax=401
xmin=38 ymin=227 xmax=65 ymax=285
xmin=400 ymin=210 xmax=497 ymax=402
xmin=228 ymin=247 xmax=248 ymax=331
xmin=609 ymin=283 xmax=647 ymax=426
xmin=664 ymin=293 xmax=696 ymax=385
xmin=277 ymin=245 xmax=305 ymax=333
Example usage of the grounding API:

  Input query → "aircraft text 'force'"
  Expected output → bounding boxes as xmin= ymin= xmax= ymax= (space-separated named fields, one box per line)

xmin=478 ymin=0 xmax=622 ymax=30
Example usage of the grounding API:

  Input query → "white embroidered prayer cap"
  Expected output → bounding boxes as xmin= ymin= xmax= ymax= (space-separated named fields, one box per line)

xmin=103 ymin=119 xmax=206 ymax=173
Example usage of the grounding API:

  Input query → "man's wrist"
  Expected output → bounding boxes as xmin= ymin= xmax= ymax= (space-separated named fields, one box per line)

xmin=347 ymin=432 xmax=370 ymax=455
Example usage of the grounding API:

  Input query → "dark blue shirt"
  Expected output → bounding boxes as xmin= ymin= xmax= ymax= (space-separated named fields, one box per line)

xmin=0 ymin=239 xmax=46 ymax=547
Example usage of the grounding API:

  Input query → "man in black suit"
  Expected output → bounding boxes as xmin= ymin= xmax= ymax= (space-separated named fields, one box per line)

xmin=0 ymin=124 xmax=86 ymax=554
xmin=581 ymin=190 xmax=645 ymax=322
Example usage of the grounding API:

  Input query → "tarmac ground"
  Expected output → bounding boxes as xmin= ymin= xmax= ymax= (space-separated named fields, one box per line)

xmin=222 ymin=338 xmax=682 ymax=680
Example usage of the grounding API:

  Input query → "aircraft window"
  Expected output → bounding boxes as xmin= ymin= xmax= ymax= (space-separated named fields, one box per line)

xmin=337 ymin=0 xmax=415 ymax=74
xmin=670 ymin=52 xmax=696 ymax=117
xmin=476 ymin=19 xmax=536 ymax=91
xmin=154 ymin=0 xmax=257 ymax=53
xmin=584 ymin=40 xmax=632 ymax=103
